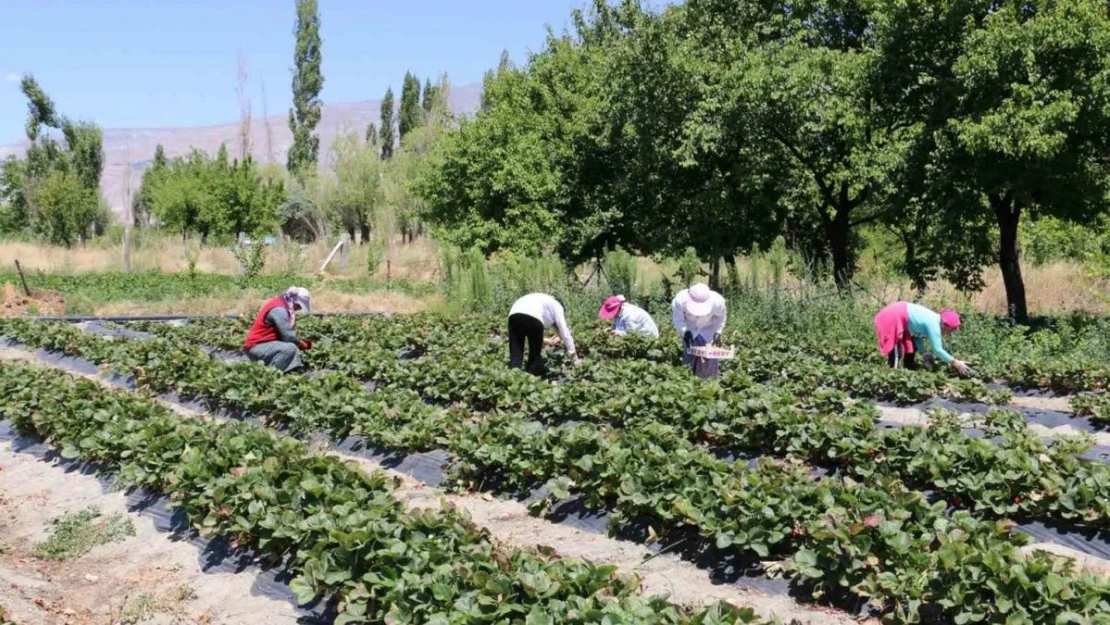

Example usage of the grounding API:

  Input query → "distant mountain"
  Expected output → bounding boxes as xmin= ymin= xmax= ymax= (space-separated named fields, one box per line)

xmin=0 ymin=83 xmax=483 ymax=216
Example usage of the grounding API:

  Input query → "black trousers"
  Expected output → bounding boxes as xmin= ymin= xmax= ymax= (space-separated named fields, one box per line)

xmin=508 ymin=313 xmax=546 ymax=375
xmin=887 ymin=349 xmax=918 ymax=370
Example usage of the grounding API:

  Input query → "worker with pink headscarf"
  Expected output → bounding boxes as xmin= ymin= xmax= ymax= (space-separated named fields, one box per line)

xmin=873 ymin=301 xmax=971 ymax=375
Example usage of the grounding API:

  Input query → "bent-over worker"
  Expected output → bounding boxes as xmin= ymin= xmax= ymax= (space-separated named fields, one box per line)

xmin=672 ymin=283 xmax=727 ymax=378
xmin=598 ymin=295 xmax=659 ymax=338
xmin=243 ymin=286 xmax=313 ymax=373
xmin=508 ymin=292 xmax=579 ymax=375
xmin=873 ymin=301 xmax=970 ymax=375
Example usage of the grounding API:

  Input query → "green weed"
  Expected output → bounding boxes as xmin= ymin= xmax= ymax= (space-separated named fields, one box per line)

xmin=31 ymin=507 xmax=135 ymax=560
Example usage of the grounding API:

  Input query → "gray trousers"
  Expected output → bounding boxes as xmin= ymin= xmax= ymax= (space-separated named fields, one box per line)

xmin=246 ymin=341 xmax=303 ymax=373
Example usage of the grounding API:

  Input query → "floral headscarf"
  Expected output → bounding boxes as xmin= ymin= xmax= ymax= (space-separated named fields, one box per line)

xmin=280 ymin=286 xmax=311 ymax=328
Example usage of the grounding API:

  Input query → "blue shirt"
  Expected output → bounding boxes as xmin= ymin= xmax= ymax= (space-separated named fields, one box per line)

xmin=906 ymin=303 xmax=953 ymax=363
xmin=613 ymin=303 xmax=660 ymax=338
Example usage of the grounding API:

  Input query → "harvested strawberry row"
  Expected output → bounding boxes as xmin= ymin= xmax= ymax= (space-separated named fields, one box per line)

xmin=147 ymin=312 xmax=1110 ymax=396
xmin=0 ymin=360 xmax=769 ymax=625
xmin=129 ymin=316 xmax=1007 ymax=406
xmin=5 ymin=321 xmax=1110 ymax=623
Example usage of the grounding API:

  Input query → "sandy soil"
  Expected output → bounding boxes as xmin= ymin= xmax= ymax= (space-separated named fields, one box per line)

xmin=1010 ymin=396 xmax=1075 ymax=413
xmin=0 ymin=345 xmax=870 ymax=625
xmin=876 ymin=404 xmax=1110 ymax=447
xmin=0 ymin=283 xmax=65 ymax=318
xmin=0 ymin=441 xmax=300 ymax=625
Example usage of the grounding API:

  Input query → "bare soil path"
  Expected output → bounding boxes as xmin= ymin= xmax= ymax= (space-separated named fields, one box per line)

xmin=0 ymin=345 xmax=870 ymax=625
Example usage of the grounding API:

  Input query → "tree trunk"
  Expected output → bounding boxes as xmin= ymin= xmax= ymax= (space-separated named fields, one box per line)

xmin=123 ymin=224 xmax=132 ymax=274
xmin=709 ymin=257 xmax=722 ymax=292
xmin=360 ymin=223 xmax=371 ymax=245
xmin=991 ymin=193 xmax=1028 ymax=323
xmin=824 ymin=205 xmax=853 ymax=290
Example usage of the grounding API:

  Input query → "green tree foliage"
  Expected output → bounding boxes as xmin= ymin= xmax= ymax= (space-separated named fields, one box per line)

xmin=399 ymin=71 xmax=423 ymax=142
xmin=417 ymin=0 xmax=1110 ymax=319
xmin=379 ymin=87 xmax=396 ymax=159
xmin=365 ymin=122 xmax=378 ymax=147
xmin=0 ymin=75 xmax=107 ymax=246
xmin=287 ymin=0 xmax=324 ymax=177
xmin=133 ymin=144 xmax=168 ymax=226
xmin=877 ymin=0 xmax=1110 ymax=321
xmin=139 ymin=146 xmax=285 ymax=241
xmin=418 ymin=3 xmax=635 ymax=263
xmin=385 ymin=76 xmax=453 ymax=243
xmin=23 ymin=170 xmax=102 ymax=247
xmin=421 ymin=78 xmax=436 ymax=113
xmin=320 ymin=131 xmax=381 ymax=242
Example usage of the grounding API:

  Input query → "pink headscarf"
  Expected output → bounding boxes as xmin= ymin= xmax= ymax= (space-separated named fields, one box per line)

xmin=940 ymin=310 xmax=961 ymax=330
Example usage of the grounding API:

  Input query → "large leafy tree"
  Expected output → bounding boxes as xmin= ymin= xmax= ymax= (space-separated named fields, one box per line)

xmin=677 ymin=0 xmax=901 ymax=288
xmin=139 ymin=146 xmax=285 ymax=240
xmin=287 ymin=0 xmax=324 ymax=177
xmin=418 ymin=2 xmax=632 ymax=263
xmin=0 ymin=75 xmax=107 ymax=246
xmin=877 ymin=0 xmax=1110 ymax=321
xmin=608 ymin=1 xmax=788 ymax=284
xmin=322 ymin=131 xmax=381 ymax=242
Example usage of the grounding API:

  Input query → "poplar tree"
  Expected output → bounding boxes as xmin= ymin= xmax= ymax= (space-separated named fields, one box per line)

xmin=287 ymin=0 xmax=323 ymax=177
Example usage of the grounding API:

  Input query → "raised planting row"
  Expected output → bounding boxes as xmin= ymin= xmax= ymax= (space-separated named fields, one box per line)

xmin=142 ymin=310 xmax=1110 ymax=396
xmin=5 ymin=322 xmax=1110 ymax=623
xmin=1071 ymin=393 xmax=1110 ymax=428
xmin=133 ymin=315 xmax=1009 ymax=409
xmin=0 ymin=360 xmax=769 ymax=625
xmin=10 ymin=320 xmax=1110 ymax=531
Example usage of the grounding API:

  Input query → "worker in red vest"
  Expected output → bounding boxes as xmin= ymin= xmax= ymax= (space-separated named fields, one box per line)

xmin=243 ymin=287 xmax=313 ymax=372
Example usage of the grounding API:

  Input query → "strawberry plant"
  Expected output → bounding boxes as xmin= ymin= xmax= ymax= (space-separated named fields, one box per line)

xmin=9 ymin=319 xmax=1110 ymax=623
xmin=0 ymin=360 xmax=773 ymax=625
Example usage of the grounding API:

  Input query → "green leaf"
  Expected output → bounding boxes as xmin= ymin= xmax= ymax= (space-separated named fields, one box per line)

xmin=289 ymin=576 xmax=318 ymax=606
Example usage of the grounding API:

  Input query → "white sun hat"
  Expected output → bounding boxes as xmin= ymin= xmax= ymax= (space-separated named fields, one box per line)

xmin=684 ymin=283 xmax=714 ymax=317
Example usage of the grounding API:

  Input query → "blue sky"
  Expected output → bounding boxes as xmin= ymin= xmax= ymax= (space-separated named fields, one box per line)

xmin=0 ymin=0 xmax=592 ymax=144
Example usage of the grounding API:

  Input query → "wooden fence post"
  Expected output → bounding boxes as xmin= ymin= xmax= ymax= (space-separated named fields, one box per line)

xmin=14 ymin=260 xmax=31 ymax=296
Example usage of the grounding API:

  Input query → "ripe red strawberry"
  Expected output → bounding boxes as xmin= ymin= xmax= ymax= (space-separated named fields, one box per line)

xmin=1013 ymin=495 xmax=1023 ymax=504
xmin=951 ymin=496 xmax=963 ymax=507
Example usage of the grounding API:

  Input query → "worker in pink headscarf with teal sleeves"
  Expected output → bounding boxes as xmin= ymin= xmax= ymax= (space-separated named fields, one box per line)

xmin=873 ymin=301 xmax=971 ymax=375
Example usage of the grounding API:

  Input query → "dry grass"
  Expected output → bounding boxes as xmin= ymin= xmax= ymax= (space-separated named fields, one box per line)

xmin=92 ymin=288 xmax=432 ymax=317
xmin=0 ymin=235 xmax=444 ymax=279
xmin=972 ymin=261 xmax=1109 ymax=315
xmin=2 ymin=236 xmax=1107 ymax=316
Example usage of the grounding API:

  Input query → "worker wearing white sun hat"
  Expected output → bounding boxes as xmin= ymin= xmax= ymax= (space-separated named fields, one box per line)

xmin=671 ymin=283 xmax=727 ymax=378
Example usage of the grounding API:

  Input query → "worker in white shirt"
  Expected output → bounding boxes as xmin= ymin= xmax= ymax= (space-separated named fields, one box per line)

xmin=598 ymin=295 xmax=659 ymax=337
xmin=671 ymin=283 xmax=727 ymax=378
xmin=507 ymin=292 xmax=580 ymax=375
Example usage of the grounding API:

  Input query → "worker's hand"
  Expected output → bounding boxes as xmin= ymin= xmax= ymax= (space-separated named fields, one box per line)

xmin=544 ymin=336 xmax=561 ymax=346
xmin=298 ymin=339 xmax=313 ymax=351
xmin=571 ymin=354 xmax=582 ymax=366
xmin=951 ymin=359 xmax=971 ymax=376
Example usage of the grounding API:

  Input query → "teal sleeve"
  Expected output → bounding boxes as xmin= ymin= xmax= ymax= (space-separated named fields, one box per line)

xmin=924 ymin=320 xmax=954 ymax=363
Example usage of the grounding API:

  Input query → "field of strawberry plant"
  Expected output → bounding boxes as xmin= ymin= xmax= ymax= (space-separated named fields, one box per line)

xmin=4 ymin=313 xmax=1110 ymax=624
